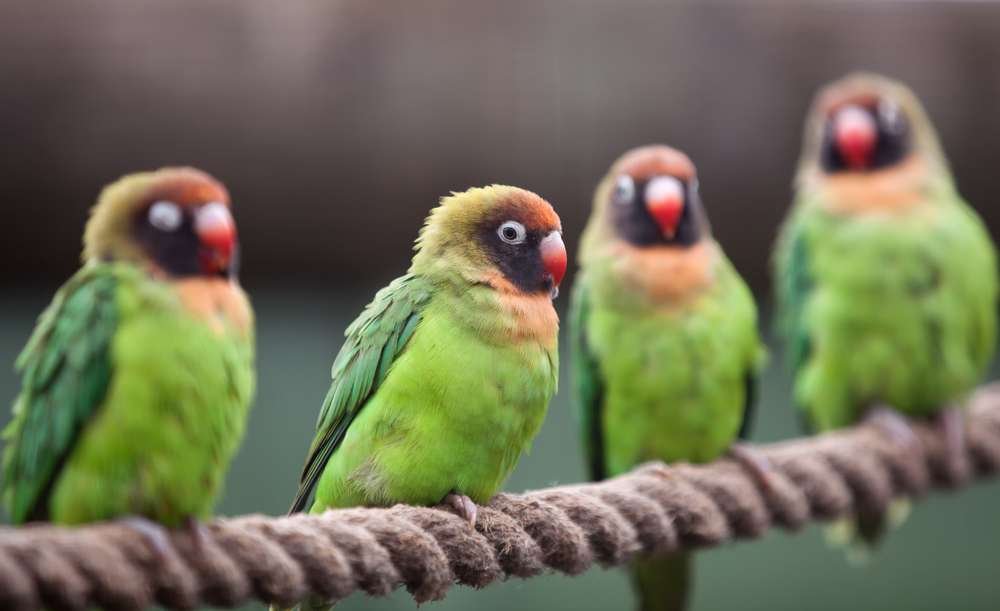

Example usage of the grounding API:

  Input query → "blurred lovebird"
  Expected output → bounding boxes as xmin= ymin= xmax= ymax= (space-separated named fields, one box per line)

xmin=1 ymin=168 xmax=255 ymax=532
xmin=570 ymin=145 xmax=766 ymax=611
xmin=286 ymin=185 xmax=565 ymax=532
xmin=774 ymin=73 xmax=998 ymax=557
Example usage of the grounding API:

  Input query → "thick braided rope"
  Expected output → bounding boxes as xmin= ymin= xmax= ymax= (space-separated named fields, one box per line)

xmin=4 ymin=383 xmax=1000 ymax=611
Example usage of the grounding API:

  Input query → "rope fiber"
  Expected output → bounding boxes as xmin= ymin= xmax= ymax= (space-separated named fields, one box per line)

xmin=4 ymin=383 xmax=1000 ymax=611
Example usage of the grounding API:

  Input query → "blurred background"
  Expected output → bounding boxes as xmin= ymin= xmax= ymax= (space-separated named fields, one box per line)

xmin=3 ymin=1 xmax=1000 ymax=609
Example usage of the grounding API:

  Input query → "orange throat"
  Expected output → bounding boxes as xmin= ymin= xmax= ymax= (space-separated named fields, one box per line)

xmin=819 ymin=155 xmax=929 ymax=216
xmin=477 ymin=270 xmax=559 ymax=347
xmin=170 ymin=277 xmax=253 ymax=337
xmin=607 ymin=240 xmax=716 ymax=304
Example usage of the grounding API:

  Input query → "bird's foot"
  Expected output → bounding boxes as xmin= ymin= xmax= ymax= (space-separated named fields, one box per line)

xmin=118 ymin=515 xmax=172 ymax=560
xmin=444 ymin=492 xmax=478 ymax=528
xmin=184 ymin=516 xmax=211 ymax=554
xmin=727 ymin=442 xmax=776 ymax=494
xmin=865 ymin=405 xmax=919 ymax=451
xmin=937 ymin=406 xmax=970 ymax=484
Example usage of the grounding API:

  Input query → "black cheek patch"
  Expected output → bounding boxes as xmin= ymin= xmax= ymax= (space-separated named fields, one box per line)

xmin=478 ymin=224 xmax=550 ymax=294
xmin=132 ymin=213 xmax=202 ymax=277
xmin=819 ymin=108 xmax=911 ymax=173
xmin=611 ymin=179 xmax=703 ymax=248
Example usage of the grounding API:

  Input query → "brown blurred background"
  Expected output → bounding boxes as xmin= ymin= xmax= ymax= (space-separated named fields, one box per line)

xmin=3 ymin=1 xmax=1000 ymax=292
xmin=3 ymin=2 xmax=1000 ymax=610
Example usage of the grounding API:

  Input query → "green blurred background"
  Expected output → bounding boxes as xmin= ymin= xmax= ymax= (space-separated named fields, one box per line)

xmin=3 ymin=1 xmax=1000 ymax=609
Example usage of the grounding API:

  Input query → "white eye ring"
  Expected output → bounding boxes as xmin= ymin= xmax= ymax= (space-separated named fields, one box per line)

xmin=613 ymin=175 xmax=635 ymax=204
xmin=497 ymin=220 xmax=527 ymax=245
xmin=148 ymin=201 xmax=182 ymax=232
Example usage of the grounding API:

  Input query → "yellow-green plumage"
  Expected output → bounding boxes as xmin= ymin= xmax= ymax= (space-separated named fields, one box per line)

xmin=774 ymin=73 xmax=998 ymax=552
xmin=776 ymin=192 xmax=996 ymax=429
xmin=290 ymin=185 xmax=562 ymax=517
xmin=573 ymin=249 xmax=762 ymax=476
xmin=2 ymin=168 xmax=255 ymax=526
xmin=571 ymin=146 xmax=764 ymax=611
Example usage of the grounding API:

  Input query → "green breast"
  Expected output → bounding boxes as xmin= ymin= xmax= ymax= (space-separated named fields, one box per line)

xmin=587 ymin=254 xmax=761 ymax=474
xmin=313 ymin=296 xmax=557 ymax=510
xmin=793 ymin=200 xmax=997 ymax=429
xmin=48 ymin=271 xmax=254 ymax=525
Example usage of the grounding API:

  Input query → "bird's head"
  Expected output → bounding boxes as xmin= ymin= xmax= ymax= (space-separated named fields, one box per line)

xmin=800 ymin=73 xmax=948 ymax=181
xmin=411 ymin=185 xmax=566 ymax=299
xmin=83 ymin=167 xmax=240 ymax=279
xmin=599 ymin=145 xmax=709 ymax=248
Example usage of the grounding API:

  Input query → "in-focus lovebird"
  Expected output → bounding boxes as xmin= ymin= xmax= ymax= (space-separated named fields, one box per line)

xmin=288 ymin=185 xmax=565 ymax=530
xmin=2 ymin=168 xmax=255 ymax=532
xmin=774 ymin=73 xmax=998 ymax=555
xmin=571 ymin=145 xmax=766 ymax=611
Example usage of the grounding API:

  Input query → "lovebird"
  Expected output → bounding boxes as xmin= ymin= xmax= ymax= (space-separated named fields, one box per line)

xmin=774 ymin=73 xmax=998 ymax=555
xmin=2 ymin=167 xmax=255 ymax=535
xmin=571 ymin=145 xmax=766 ymax=611
xmin=287 ymin=185 xmax=565 ymax=530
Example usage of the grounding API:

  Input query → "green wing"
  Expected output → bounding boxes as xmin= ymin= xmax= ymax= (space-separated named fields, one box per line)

xmin=737 ymin=372 xmax=758 ymax=441
xmin=569 ymin=276 xmax=607 ymax=481
xmin=1 ymin=266 xmax=119 ymax=523
xmin=289 ymin=274 xmax=433 ymax=513
xmin=774 ymin=209 xmax=814 ymax=376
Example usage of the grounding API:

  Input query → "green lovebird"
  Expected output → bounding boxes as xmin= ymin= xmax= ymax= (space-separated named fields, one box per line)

xmin=288 ymin=185 xmax=566 ymax=528
xmin=774 ymin=73 xmax=998 ymax=555
xmin=571 ymin=145 xmax=766 ymax=611
xmin=1 ymin=168 xmax=255 ymax=531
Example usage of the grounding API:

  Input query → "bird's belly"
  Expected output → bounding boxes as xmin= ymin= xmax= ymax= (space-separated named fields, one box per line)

xmin=47 ymin=315 xmax=253 ymax=525
xmin=793 ymin=207 xmax=999 ymax=428
xmin=324 ymin=331 xmax=556 ymax=508
xmin=595 ymin=309 xmax=747 ymax=472
xmin=803 ymin=285 xmax=956 ymax=419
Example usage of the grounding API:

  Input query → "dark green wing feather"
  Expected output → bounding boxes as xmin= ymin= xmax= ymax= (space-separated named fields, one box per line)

xmin=738 ymin=372 xmax=758 ymax=441
xmin=289 ymin=274 xmax=432 ymax=513
xmin=775 ymin=215 xmax=814 ymax=376
xmin=569 ymin=276 xmax=607 ymax=481
xmin=1 ymin=266 xmax=119 ymax=523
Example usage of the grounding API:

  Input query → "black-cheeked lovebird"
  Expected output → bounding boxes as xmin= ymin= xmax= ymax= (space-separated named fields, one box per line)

xmin=571 ymin=145 xmax=766 ymax=611
xmin=774 ymin=73 xmax=998 ymax=558
xmin=286 ymin=186 xmax=565 ymax=571
xmin=2 ymin=168 xmax=255 ymax=533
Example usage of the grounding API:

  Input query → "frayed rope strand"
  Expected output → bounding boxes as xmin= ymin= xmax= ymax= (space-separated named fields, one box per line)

xmin=4 ymin=383 xmax=1000 ymax=611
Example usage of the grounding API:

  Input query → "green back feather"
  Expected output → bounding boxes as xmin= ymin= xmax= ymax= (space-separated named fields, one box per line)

xmin=2 ymin=266 xmax=118 ymax=523
xmin=569 ymin=276 xmax=607 ymax=481
xmin=774 ymin=208 xmax=815 ymax=376
xmin=289 ymin=274 xmax=433 ymax=513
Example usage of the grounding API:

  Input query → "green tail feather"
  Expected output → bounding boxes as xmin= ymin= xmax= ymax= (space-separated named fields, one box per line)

xmin=824 ymin=498 xmax=912 ymax=565
xmin=631 ymin=552 xmax=691 ymax=611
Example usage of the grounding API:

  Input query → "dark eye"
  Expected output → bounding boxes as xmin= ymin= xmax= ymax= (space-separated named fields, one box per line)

xmin=497 ymin=220 xmax=527 ymax=245
xmin=148 ymin=201 xmax=182 ymax=231
xmin=613 ymin=175 xmax=635 ymax=204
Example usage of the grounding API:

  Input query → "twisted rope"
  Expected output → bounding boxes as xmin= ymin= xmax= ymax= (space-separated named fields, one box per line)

xmin=4 ymin=383 xmax=1000 ymax=611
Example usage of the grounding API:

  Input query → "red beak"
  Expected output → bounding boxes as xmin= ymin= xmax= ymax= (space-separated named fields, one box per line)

xmin=834 ymin=105 xmax=877 ymax=170
xmin=645 ymin=176 xmax=685 ymax=238
xmin=195 ymin=202 xmax=237 ymax=274
xmin=539 ymin=231 xmax=567 ymax=295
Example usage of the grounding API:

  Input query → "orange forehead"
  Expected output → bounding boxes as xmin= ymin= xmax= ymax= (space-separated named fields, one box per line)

xmin=145 ymin=168 xmax=230 ymax=207
xmin=497 ymin=188 xmax=561 ymax=231
xmin=819 ymin=92 xmax=882 ymax=117
xmin=612 ymin=145 xmax=696 ymax=181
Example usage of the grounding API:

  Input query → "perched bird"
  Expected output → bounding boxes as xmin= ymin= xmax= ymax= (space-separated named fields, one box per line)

xmin=2 ymin=168 xmax=255 ymax=533
xmin=774 ymin=73 xmax=997 ymax=555
xmin=288 ymin=185 xmax=565 ymax=530
xmin=571 ymin=145 xmax=766 ymax=611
